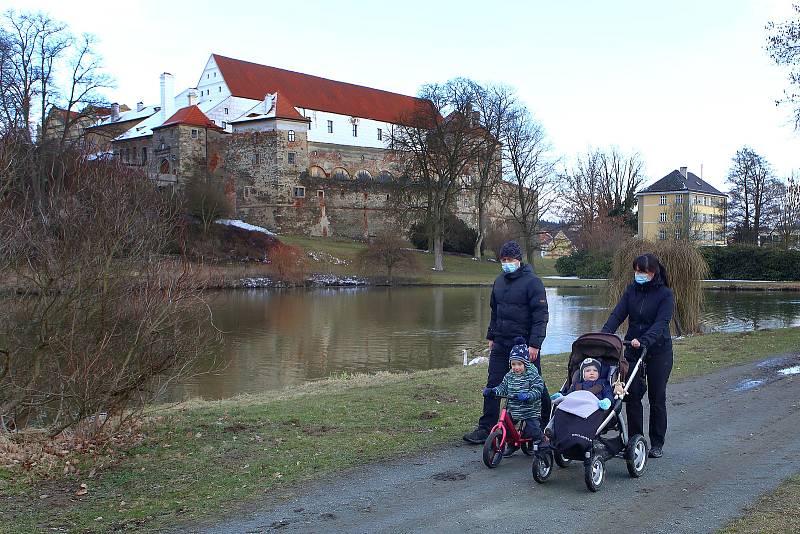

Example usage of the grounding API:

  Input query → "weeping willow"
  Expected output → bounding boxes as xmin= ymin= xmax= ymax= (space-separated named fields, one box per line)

xmin=608 ymin=239 xmax=709 ymax=335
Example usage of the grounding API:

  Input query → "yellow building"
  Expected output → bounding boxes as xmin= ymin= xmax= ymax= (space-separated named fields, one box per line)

xmin=637 ymin=167 xmax=727 ymax=246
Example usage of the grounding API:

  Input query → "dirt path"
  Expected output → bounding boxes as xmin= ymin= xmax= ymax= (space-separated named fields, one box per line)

xmin=182 ymin=354 xmax=800 ymax=534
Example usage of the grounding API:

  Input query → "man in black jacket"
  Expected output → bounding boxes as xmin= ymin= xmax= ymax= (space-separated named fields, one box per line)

xmin=463 ymin=241 xmax=551 ymax=444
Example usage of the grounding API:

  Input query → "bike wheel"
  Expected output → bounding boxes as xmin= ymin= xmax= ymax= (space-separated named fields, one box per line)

xmin=532 ymin=451 xmax=554 ymax=483
xmin=482 ymin=430 xmax=504 ymax=468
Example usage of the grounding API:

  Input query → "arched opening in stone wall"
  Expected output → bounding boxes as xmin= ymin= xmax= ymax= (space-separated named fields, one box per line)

xmin=378 ymin=170 xmax=393 ymax=182
xmin=159 ymin=158 xmax=170 ymax=174
xmin=309 ymin=165 xmax=327 ymax=178
xmin=332 ymin=167 xmax=350 ymax=180
xmin=356 ymin=170 xmax=372 ymax=181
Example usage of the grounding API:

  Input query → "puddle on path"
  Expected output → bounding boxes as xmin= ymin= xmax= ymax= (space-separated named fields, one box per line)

xmin=731 ymin=354 xmax=800 ymax=392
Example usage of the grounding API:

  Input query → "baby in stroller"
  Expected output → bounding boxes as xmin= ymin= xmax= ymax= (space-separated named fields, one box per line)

xmin=550 ymin=358 xmax=614 ymax=411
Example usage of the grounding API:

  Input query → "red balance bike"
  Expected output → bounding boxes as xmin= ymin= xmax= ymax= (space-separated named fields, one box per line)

xmin=482 ymin=395 xmax=537 ymax=468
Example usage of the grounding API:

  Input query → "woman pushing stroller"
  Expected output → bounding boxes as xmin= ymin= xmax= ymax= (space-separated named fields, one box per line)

xmin=601 ymin=253 xmax=675 ymax=459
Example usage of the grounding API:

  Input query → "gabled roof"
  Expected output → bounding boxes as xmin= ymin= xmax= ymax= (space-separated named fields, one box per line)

xmin=212 ymin=54 xmax=425 ymax=124
xmin=154 ymin=105 xmax=222 ymax=130
xmin=232 ymin=91 xmax=309 ymax=124
xmin=639 ymin=170 xmax=724 ymax=196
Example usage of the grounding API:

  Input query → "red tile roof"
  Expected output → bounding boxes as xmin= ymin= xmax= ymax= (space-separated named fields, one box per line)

xmin=273 ymin=91 xmax=308 ymax=121
xmin=155 ymin=105 xmax=222 ymax=130
xmin=213 ymin=54 xmax=428 ymax=124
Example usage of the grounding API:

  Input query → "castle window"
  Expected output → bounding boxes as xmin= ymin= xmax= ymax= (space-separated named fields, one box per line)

xmin=658 ymin=229 xmax=666 ymax=240
xmin=141 ymin=147 xmax=147 ymax=163
xmin=377 ymin=128 xmax=382 ymax=141
xmin=288 ymin=130 xmax=295 ymax=142
xmin=191 ymin=129 xmax=198 ymax=139
xmin=356 ymin=170 xmax=372 ymax=180
xmin=675 ymin=229 xmax=681 ymax=240
xmin=288 ymin=152 xmax=296 ymax=164
xmin=224 ymin=108 xmax=229 ymax=115
xmin=332 ymin=167 xmax=349 ymax=179
xmin=675 ymin=194 xmax=683 ymax=204
xmin=659 ymin=212 xmax=667 ymax=223
xmin=675 ymin=212 xmax=682 ymax=222
xmin=252 ymin=153 xmax=260 ymax=165
xmin=317 ymin=190 xmax=325 ymax=199
xmin=659 ymin=195 xmax=667 ymax=205
xmin=327 ymin=120 xmax=333 ymax=133
xmin=222 ymin=121 xmax=227 ymax=128
xmin=159 ymin=159 xmax=170 ymax=174
xmin=293 ymin=186 xmax=306 ymax=198
xmin=218 ymin=86 xmax=221 ymax=92
xmin=309 ymin=165 xmax=326 ymax=178
xmin=244 ymin=186 xmax=255 ymax=198
xmin=352 ymin=124 xmax=358 ymax=137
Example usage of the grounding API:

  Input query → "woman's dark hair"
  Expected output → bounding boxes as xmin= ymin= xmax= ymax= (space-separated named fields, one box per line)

xmin=633 ymin=253 xmax=670 ymax=287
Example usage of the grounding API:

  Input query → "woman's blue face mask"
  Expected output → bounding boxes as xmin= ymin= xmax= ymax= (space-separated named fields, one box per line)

xmin=502 ymin=262 xmax=519 ymax=273
xmin=634 ymin=272 xmax=651 ymax=284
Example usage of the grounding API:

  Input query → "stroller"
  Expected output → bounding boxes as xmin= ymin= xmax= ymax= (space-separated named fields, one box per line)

xmin=531 ymin=332 xmax=649 ymax=492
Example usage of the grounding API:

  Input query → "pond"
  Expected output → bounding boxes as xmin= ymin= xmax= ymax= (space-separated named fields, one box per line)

xmin=169 ymin=287 xmax=800 ymax=400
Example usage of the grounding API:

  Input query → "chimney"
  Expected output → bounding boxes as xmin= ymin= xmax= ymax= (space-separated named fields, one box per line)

xmin=136 ymin=101 xmax=144 ymax=112
xmin=111 ymin=102 xmax=120 ymax=121
xmin=159 ymin=72 xmax=175 ymax=123
xmin=187 ymin=89 xmax=198 ymax=107
xmin=680 ymin=166 xmax=688 ymax=178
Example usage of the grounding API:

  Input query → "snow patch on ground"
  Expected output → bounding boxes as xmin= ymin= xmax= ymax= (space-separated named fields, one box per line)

xmin=215 ymin=219 xmax=276 ymax=236
xmin=308 ymin=274 xmax=367 ymax=286
xmin=307 ymin=251 xmax=350 ymax=265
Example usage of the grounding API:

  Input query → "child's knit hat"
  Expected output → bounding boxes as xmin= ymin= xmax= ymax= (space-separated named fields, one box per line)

xmin=580 ymin=358 xmax=602 ymax=378
xmin=509 ymin=336 xmax=529 ymax=363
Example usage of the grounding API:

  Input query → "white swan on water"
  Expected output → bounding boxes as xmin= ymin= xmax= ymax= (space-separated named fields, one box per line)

xmin=463 ymin=349 xmax=489 ymax=366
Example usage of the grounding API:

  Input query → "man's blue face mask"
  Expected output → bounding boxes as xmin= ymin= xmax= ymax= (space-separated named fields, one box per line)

xmin=502 ymin=262 xmax=519 ymax=274
xmin=634 ymin=273 xmax=650 ymax=284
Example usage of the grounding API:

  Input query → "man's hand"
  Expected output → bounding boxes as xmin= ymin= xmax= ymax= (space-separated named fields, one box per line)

xmin=528 ymin=346 xmax=539 ymax=362
xmin=631 ymin=339 xmax=641 ymax=349
xmin=489 ymin=340 xmax=494 ymax=350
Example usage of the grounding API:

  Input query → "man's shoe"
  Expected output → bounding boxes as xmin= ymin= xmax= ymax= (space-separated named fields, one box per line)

xmin=648 ymin=446 xmax=663 ymax=458
xmin=462 ymin=427 xmax=489 ymax=444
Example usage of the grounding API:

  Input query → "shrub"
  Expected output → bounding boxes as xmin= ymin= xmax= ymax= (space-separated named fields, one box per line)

xmin=269 ymin=243 xmax=307 ymax=281
xmin=700 ymin=245 xmax=800 ymax=281
xmin=555 ymin=250 xmax=612 ymax=278
xmin=356 ymin=231 xmax=421 ymax=282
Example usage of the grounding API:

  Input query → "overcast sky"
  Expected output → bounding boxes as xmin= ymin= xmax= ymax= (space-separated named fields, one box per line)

xmin=8 ymin=0 xmax=799 ymax=191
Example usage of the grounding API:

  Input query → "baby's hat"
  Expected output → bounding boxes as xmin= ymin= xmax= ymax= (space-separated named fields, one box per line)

xmin=580 ymin=358 xmax=602 ymax=377
xmin=509 ymin=336 xmax=528 ymax=363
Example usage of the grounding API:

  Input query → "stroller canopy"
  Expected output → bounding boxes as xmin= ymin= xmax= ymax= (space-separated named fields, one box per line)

xmin=566 ymin=332 xmax=628 ymax=386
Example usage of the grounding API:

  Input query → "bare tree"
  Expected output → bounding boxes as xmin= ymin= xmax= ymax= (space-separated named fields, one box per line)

xmin=560 ymin=149 xmax=603 ymax=239
xmin=773 ymin=173 xmax=800 ymax=249
xmin=467 ymin=82 xmax=515 ymax=259
xmin=356 ymin=231 xmax=421 ymax=283
xmin=597 ymin=147 xmax=645 ymax=230
xmin=498 ymin=104 xmax=559 ymax=265
xmin=390 ymin=78 xmax=481 ymax=271
xmin=0 ymin=153 xmax=216 ymax=436
xmin=726 ymin=147 xmax=782 ymax=245
xmin=766 ymin=4 xmax=800 ymax=128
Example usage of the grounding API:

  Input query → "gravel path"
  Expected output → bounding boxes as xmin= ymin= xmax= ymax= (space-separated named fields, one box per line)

xmin=182 ymin=353 xmax=800 ymax=534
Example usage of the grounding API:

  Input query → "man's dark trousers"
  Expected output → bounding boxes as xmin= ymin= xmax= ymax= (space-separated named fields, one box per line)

xmin=478 ymin=340 xmax=551 ymax=431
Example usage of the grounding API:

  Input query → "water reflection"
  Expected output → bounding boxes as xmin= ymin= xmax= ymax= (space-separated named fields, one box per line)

xmin=170 ymin=287 xmax=800 ymax=400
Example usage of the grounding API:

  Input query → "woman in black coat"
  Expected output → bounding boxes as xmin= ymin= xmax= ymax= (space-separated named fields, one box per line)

xmin=601 ymin=253 xmax=674 ymax=458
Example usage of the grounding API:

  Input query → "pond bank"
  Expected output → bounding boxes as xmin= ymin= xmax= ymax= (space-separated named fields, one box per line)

xmin=3 ymin=326 xmax=800 ymax=533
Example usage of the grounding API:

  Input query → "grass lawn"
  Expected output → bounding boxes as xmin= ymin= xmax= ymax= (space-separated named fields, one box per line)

xmin=3 ymin=327 xmax=800 ymax=533
xmin=718 ymin=474 xmax=800 ymax=533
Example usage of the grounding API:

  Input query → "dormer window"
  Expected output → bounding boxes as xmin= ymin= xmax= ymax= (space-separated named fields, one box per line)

xmin=288 ymin=130 xmax=295 ymax=142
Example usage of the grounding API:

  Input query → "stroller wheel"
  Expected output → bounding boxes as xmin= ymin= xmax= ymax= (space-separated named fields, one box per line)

xmin=532 ymin=451 xmax=554 ymax=483
xmin=482 ymin=430 xmax=504 ymax=468
xmin=554 ymin=452 xmax=571 ymax=468
xmin=584 ymin=454 xmax=605 ymax=492
xmin=625 ymin=434 xmax=648 ymax=478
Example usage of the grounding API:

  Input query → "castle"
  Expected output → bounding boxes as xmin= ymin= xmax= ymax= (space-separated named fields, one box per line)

xmin=82 ymin=54 xmax=508 ymax=239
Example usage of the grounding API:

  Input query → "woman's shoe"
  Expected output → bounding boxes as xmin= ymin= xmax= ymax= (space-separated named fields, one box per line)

xmin=648 ymin=446 xmax=663 ymax=458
